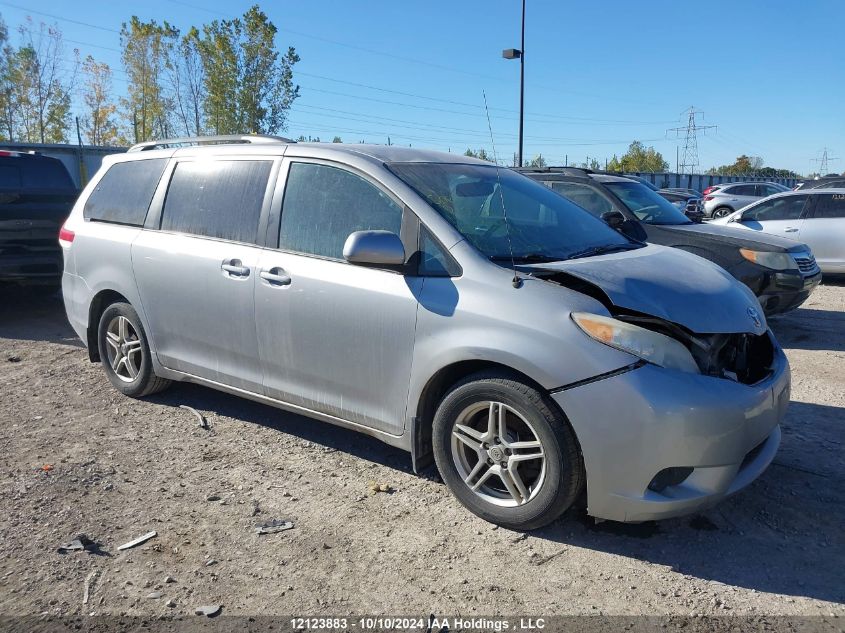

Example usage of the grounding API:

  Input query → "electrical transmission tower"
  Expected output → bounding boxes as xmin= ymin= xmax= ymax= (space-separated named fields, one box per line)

xmin=667 ymin=107 xmax=716 ymax=174
xmin=811 ymin=147 xmax=839 ymax=175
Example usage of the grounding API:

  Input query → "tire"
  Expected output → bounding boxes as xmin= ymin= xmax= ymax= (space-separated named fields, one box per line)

xmin=711 ymin=207 xmax=732 ymax=219
xmin=432 ymin=370 xmax=584 ymax=530
xmin=97 ymin=302 xmax=170 ymax=398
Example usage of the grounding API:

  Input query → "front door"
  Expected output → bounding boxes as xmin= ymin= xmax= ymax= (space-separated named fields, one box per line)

xmin=799 ymin=193 xmax=845 ymax=272
xmin=254 ymin=160 xmax=420 ymax=435
xmin=736 ymin=194 xmax=809 ymax=239
xmin=132 ymin=157 xmax=275 ymax=392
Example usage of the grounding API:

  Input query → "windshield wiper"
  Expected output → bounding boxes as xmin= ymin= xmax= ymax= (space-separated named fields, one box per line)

xmin=489 ymin=253 xmax=564 ymax=264
xmin=565 ymin=243 xmax=642 ymax=260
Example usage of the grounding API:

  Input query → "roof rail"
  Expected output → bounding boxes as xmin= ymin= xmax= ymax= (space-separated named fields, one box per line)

xmin=127 ymin=134 xmax=295 ymax=153
xmin=513 ymin=166 xmax=593 ymax=176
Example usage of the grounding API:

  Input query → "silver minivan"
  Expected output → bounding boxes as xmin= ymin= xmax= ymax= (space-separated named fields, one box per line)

xmin=60 ymin=136 xmax=790 ymax=529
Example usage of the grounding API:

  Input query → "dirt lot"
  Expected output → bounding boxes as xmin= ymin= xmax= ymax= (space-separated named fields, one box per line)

xmin=0 ymin=280 xmax=843 ymax=620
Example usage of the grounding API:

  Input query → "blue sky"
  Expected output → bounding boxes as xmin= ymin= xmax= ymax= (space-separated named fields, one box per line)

xmin=2 ymin=0 xmax=843 ymax=175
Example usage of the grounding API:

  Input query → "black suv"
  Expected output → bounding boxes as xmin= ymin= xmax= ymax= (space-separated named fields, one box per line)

xmin=519 ymin=167 xmax=822 ymax=316
xmin=0 ymin=150 xmax=79 ymax=289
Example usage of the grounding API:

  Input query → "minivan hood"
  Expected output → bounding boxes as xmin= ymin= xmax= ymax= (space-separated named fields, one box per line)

xmin=665 ymin=221 xmax=807 ymax=252
xmin=524 ymin=244 xmax=767 ymax=335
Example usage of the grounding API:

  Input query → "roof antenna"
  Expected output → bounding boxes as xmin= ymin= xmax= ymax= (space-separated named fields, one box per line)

xmin=482 ymin=90 xmax=521 ymax=289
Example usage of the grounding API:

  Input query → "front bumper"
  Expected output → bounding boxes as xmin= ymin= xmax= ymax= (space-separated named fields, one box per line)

xmin=552 ymin=345 xmax=790 ymax=522
xmin=731 ymin=261 xmax=822 ymax=316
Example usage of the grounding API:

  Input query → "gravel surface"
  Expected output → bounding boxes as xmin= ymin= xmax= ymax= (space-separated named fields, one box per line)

xmin=0 ymin=281 xmax=843 ymax=619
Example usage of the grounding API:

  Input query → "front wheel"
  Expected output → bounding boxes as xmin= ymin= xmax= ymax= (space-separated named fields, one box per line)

xmin=97 ymin=302 xmax=170 ymax=397
xmin=432 ymin=371 xmax=584 ymax=530
xmin=711 ymin=207 xmax=732 ymax=219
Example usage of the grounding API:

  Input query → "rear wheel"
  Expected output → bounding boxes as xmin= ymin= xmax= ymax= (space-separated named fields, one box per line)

xmin=97 ymin=302 xmax=170 ymax=397
xmin=432 ymin=370 xmax=584 ymax=530
xmin=711 ymin=206 xmax=732 ymax=219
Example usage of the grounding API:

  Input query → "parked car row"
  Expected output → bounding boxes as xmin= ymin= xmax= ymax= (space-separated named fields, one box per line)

xmin=517 ymin=167 xmax=821 ymax=316
xmin=58 ymin=136 xmax=794 ymax=530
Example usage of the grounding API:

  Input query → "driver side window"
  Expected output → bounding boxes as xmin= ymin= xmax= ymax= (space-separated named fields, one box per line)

xmin=743 ymin=196 xmax=807 ymax=222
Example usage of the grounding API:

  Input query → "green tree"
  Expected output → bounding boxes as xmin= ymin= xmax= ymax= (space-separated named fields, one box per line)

xmin=332 ymin=136 xmax=342 ymax=143
xmin=121 ymin=17 xmax=178 ymax=142
xmin=607 ymin=141 xmax=668 ymax=173
xmin=81 ymin=56 xmax=119 ymax=145
xmin=169 ymin=27 xmax=205 ymax=137
xmin=527 ymin=154 xmax=547 ymax=168
xmin=197 ymin=5 xmax=299 ymax=135
xmin=12 ymin=17 xmax=76 ymax=143
xmin=464 ymin=148 xmax=491 ymax=161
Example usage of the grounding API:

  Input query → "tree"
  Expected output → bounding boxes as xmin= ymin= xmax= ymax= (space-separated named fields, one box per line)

xmin=332 ymin=136 xmax=342 ymax=143
xmin=527 ymin=154 xmax=547 ymax=168
xmin=197 ymin=5 xmax=299 ymax=135
xmin=607 ymin=141 xmax=668 ymax=173
xmin=121 ymin=17 xmax=178 ymax=142
xmin=12 ymin=17 xmax=76 ymax=143
xmin=80 ymin=56 xmax=119 ymax=145
xmin=464 ymin=148 xmax=491 ymax=161
xmin=169 ymin=27 xmax=205 ymax=137
xmin=706 ymin=155 xmax=797 ymax=178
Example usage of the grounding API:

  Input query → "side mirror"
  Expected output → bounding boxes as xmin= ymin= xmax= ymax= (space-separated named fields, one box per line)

xmin=600 ymin=210 xmax=626 ymax=230
xmin=343 ymin=230 xmax=406 ymax=266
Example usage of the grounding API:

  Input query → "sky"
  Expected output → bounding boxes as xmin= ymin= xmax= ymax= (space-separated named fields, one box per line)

xmin=2 ymin=0 xmax=843 ymax=175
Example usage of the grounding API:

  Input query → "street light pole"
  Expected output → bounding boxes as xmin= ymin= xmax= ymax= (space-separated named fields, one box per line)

xmin=518 ymin=0 xmax=525 ymax=168
xmin=502 ymin=0 xmax=526 ymax=167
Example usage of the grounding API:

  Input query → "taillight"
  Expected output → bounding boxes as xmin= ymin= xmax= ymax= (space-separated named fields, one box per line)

xmin=704 ymin=195 xmax=714 ymax=201
xmin=58 ymin=225 xmax=75 ymax=245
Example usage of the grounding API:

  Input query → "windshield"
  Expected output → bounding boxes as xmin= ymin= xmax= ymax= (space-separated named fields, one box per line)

xmin=388 ymin=162 xmax=638 ymax=262
xmin=603 ymin=181 xmax=692 ymax=225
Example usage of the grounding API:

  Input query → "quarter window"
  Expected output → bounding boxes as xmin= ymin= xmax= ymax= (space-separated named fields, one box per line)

xmin=279 ymin=162 xmax=403 ymax=259
xmin=84 ymin=158 xmax=168 ymax=226
xmin=812 ymin=195 xmax=845 ymax=219
xmin=160 ymin=159 xmax=272 ymax=244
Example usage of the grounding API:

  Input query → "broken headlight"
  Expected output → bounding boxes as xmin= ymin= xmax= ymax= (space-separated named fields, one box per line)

xmin=571 ymin=312 xmax=700 ymax=374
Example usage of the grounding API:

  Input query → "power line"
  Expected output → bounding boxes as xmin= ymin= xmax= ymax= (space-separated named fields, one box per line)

xmin=667 ymin=106 xmax=716 ymax=174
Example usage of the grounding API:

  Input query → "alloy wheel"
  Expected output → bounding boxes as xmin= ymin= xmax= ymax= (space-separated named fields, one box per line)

xmin=450 ymin=401 xmax=546 ymax=507
xmin=104 ymin=315 xmax=143 ymax=382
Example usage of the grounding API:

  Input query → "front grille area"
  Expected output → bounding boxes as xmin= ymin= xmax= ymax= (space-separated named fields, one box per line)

xmin=794 ymin=254 xmax=819 ymax=274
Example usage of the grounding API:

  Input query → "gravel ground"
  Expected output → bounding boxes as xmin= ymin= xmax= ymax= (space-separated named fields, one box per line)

xmin=0 ymin=280 xmax=843 ymax=620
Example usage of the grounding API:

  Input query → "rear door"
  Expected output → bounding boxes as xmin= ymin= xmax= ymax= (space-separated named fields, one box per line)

xmin=737 ymin=194 xmax=810 ymax=238
xmin=132 ymin=156 xmax=277 ymax=392
xmin=728 ymin=184 xmax=758 ymax=208
xmin=254 ymin=159 xmax=420 ymax=435
xmin=799 ymin=193 xmax=845 ymax=272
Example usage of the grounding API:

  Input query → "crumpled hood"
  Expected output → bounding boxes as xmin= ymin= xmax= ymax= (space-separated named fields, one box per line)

xmin=524 ymin=244 xmax=767 ymax=335
xmin=667 ymin=222 xmax=808 ymax=252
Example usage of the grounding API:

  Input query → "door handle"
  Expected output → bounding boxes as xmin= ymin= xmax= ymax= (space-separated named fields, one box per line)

xmin=260 ymin=267 xmax=292 ymax=286
xmin=784 ymin=227 xmax=799 ymax=233
xmin=221 ymin=259 xmax=250 ymax=277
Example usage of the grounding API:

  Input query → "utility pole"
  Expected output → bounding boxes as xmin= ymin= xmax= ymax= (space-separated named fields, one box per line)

xmin=667 ymin=106 xmax=716 ymax=175
xmin=811 ymin=147 xmax=839 ymax=175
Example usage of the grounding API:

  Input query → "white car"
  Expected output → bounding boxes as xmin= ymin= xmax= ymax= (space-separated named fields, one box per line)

xmin=712 ymin=189 xmax=845 ymax=273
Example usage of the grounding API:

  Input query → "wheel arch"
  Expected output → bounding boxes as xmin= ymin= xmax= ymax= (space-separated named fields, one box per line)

xmin=410 ymin=359 xmax=553 ymax=473
xmin=86 ymin=289 xmax=131 ymax=362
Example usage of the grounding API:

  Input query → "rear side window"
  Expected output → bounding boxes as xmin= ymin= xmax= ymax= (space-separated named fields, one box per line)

xmin=729 ymin=184 xmax=756 ymax=196
xmin=812 ymin=194 xmax=845 ymax=219
xmin=84 ymin=159 xmax=167 ymax=226
xmin=279 ymin=162 xmax=403 ymax=259
xmin=550 ymin=181 xmax=613 ymax=217
xmin=161 ymin=160 xmax=272 ymax=244
xmin=0 ymin=158 xmax=75 ymax=190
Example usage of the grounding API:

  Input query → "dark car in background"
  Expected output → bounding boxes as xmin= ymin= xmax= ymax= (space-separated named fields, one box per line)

xmin=0 ymin=150 xmax=78 ymax=290
xmin=657 ymin=189 xmax=705 ymax=222
xmin=518 ymin=167 xmax=822 ymax=315
xmin=794 ymin=176 xmax=845 ymax=191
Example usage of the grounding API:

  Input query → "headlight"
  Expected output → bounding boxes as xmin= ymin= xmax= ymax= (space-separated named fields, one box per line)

xmin=571 ymin=312 xmax=700 ymax=374
xmin=739 ymin=248 xmax=798 ymax=271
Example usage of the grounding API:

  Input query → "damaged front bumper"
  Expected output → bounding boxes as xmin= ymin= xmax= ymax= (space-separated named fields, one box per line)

xmin=551 ymin=341 xmax=789 ymax=522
